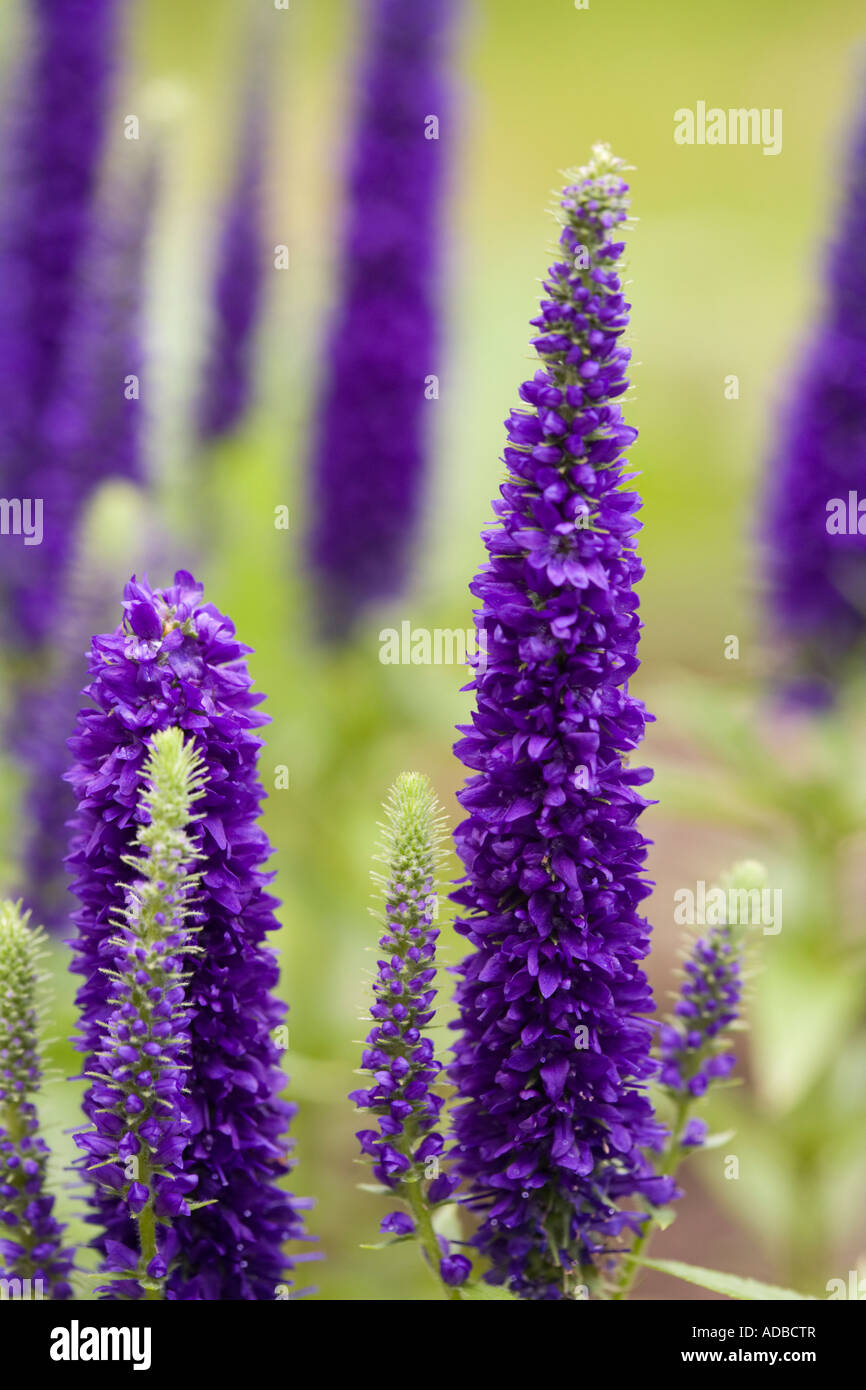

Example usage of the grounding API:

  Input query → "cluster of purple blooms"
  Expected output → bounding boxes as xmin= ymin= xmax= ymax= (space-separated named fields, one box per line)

xmin=0 ymin=1105 xmax=73 ymax=1300
xmin=659 ymin=928 xmax=742 ymax=1140
xmin=351 ymin=772 xmax=469 ymax=1290
xmin=67 ymin=572 xmax=310 ymax=1299
xmin=351 ymin=877 xmax=444 ymax=1189
xmin=0 ymin=904 xmax=72 ymax=1299
xmin=447 ymin=148 xmax=675 ymax=1298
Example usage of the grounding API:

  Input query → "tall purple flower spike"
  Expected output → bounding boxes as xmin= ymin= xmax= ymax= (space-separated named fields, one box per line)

xmin=307 ymin=0 xmax=456 ymax=638
xmin=763 ymin=84 xmax=866 ymax=702
xmin=197 ymin=78 xmax=266 ymax=443
xmin=0 ymin=0 xmax=123 ymax=641
xmin=447 ymin=147 xmax=674 ymax=1300
xmin=16 ymin=156 xmax=154 ymax=646
xmin=66 ymin=572 xmax=312 ymax=1299
xmin=14 ymin=159 xmax=155 ymax=930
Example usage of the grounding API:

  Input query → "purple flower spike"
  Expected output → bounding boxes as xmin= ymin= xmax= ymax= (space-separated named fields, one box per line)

xmin=307 ymin=0 xmax=457 ymax=637
xmin=660 ymin=867 xmax=752 ymax=1123
xmin=0 ymin=0 xmax=121 ymax=450
xmin=352 ymin=772 xmax=470 ymax=1296
xmin=66 ymin=572 xmax=311 ymax=1300
xmin=197 ymin=76 xmax=266 ymax=443
xmin=0 ymin=0 xmax=125 ymax=643
xmin=351 ymin=773 xmax=446 ymax=1186
xmin=448 ymin=147 xmax=674 ymax=1300
xmin=14 ymin=156 xmax=154 ymax=648
xmin=763 ymin=84 xmax=866 ymax=699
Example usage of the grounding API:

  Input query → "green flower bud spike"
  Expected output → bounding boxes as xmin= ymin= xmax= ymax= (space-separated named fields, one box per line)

xmin=613 ymin=860 xmax=764 ymax=1300
xmin=0 ymin=902 xmax=73 ymax=1299
xmin=76 ymin=726 xmax=208 ymax=1299
xmin=351 ymin=773 xmax=472 ymax=1297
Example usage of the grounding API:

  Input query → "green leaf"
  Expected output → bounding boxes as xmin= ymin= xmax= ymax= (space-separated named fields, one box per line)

xmin=460 ymin=1282 xmax=520 ymax=1301
xmin=431 ymin=1201 xmax=463 ymax=1244
xmin=751 ymin=947 xmax=863 ymax=1112
xmin=634 ymin=1257 xmax=813 ymax=1300
xmin=358 ymin=1236 xmax=413 ymax=1251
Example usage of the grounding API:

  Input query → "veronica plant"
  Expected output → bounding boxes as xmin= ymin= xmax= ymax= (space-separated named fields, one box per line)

xmin=74 ymin=728 xmax=206 ymax=1299
xmin=0 ymin=902 xmax=72 ymax=1300
xmin=763 ymin=84 xmax=866 ymax=702
xmin=351 ymin=772 xmax=470 ymax=1297
xmin=613 ymin=861 xmax=760 ymax=1299
xmin=19 ymin=154 xmax=154 ymax=649
xmin=0 ymin=0 xmax=123 ymax=646
xmin=15 ymin=158 xmax=155 ymax=931
xmin=196 ymin=78 xmax=265 ymax=444
xmin=308 ymin=0 xmax=456 ymax=637
xmin=67 ymin=572 xmax=311 ymax=1299
xmin=447 ymin=146 xmax=674 ymax=1301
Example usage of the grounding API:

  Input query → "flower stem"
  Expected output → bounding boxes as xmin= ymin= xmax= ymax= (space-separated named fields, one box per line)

xmin=403 ymin=1173 xmax=460 ymax=1302
xmin=611 ymin=1097 xmax=692 ymax=1301
xmin=135 ymin=1153 xmax=162 ymax=1302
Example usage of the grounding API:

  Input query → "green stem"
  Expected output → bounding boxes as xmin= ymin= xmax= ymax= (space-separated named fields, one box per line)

xmin=611 ymin=1096 xmax=692 ymax=1301
xmin=784 ymin=830 xmax=841 ymax=1286
xmin=403 ymin=1174 xmax=460 ymax=1301
xmin=135 ymin=1154 xmax=162 ymax=1301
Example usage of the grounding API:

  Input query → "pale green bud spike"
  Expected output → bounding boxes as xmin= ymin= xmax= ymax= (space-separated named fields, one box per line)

xmin=556 ymin=143 xmax=632 ymax=237
xmin=720 ymin=859 xmax=769 ymax=895
xmin=139 ymin=726 xmax=207 ymax=840
xmin=715 ymin=859 xmax=770 ymax=982
xmin=371 ymin=771 xmax=446 ymax=914
xmin=93 ymin=728 xmax=208 ymax=1301
xmin=114 ymin=727 xmax=207 ymax=950
xmin=0 ymin=901 xmax=71 ymax=1299
xmin=578 ymin=141 xmax=630 ymax=187
xmin=0 ymin=902 xmax=47 ymax=1104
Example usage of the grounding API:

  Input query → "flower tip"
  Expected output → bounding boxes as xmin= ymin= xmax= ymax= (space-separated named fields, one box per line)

xmin=723 ymin=859 xmax=768 ymax=894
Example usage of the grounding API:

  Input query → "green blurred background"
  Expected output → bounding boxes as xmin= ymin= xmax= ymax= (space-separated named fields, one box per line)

xmin=3 ymin=0 xmax=866 ymax=1299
